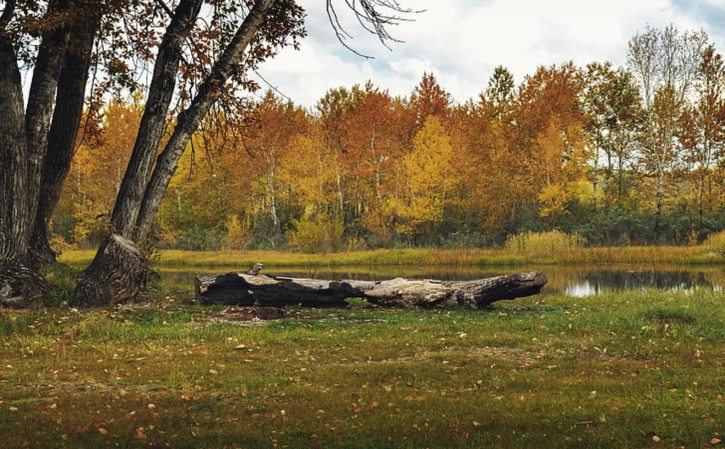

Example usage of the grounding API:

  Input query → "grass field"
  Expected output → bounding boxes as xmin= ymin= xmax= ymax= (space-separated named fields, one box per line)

xmin=59 ymin=245 xmax=725 ymax=269
xmin=1 ymin=288 xmax=723 ymax=448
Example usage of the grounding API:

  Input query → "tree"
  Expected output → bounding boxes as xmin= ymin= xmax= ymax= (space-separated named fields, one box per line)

xmin=74 ymin=0 xmax=415 ymax=305
xmin=0 ymin=0 xmax=416 ymax=306
xmin=394 ymin=116 xmax=456 ymax=241
xmin=582 ymin=62 xmax=643 ymax=208
xmin=627 ymin=24 xmax=709 ymax=241
xmin=1 ymin=0 xmax=106 ymax=306
xmin=679 ymin=45 xmax=724 ymax=226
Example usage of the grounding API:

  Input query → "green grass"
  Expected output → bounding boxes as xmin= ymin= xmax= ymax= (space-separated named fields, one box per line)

xmin=60 ymin=245 xmax=725 ymax=269
xmin=1 ymin=288 xmax=723 ymax=448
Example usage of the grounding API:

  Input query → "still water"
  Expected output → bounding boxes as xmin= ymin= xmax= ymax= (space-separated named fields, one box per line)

xmin=163 ymin=264 xmax=724 ymax=297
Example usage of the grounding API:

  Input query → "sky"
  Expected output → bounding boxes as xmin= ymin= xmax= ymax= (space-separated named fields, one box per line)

xmin=252 ymin=0 xmax=725 ymax=107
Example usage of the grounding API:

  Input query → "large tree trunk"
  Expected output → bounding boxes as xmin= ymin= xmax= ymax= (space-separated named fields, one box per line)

xmin=76 ymin=0 xmax=277 ymax=306
xmin=74 ymin=0 xmax=205 ymax=306
xmin=72 ymin=235 xmax=149 ymax=306
xmin=194 ymin=271 xmax=547 ymax=308
xmin=29 ymin=13 xmax=99 ymax=268
xmin=1 ymin=0 xmax=75 ymax=306
xmin=0 ymin=16 xmax=36 ymax=306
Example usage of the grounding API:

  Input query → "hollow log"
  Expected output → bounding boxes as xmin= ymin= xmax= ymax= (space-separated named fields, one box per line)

xmin=194 ymin=271 xmax=547 ymax=308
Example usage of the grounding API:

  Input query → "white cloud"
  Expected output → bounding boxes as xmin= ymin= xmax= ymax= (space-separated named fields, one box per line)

xmin=253 ymin=0 xmax=725 ymax=107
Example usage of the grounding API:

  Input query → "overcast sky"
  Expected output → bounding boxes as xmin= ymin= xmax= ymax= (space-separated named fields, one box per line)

xmin=253 ymin=0 xmax=725 ymax=107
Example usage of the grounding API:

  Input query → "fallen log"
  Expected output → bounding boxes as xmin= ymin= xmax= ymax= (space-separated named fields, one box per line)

xmin=194 ymin=270 xmax=547 ymax=308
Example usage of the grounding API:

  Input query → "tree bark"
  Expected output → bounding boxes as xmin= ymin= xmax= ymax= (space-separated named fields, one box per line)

xmin=74 ymin=0 xmax=204 ymax=306
xmin=72 ymin=235 xmax=149 ymax=306
xmin=25 ymin=0 xmax=73 ymax=233
xmin=29 ymin=13 xmax=99 ymax=268
xmin=134 ymin=0 xmax=278 ymax=238
xmin=109 ymin=0 xmax=204 ymax=238
xmin=0 ymin=12 xmax=38 ymax=306
xmin=194 ymin=271 xmax=547 ymax=308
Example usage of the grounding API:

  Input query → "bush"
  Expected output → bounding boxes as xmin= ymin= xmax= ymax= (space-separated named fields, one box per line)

xmin=225 ymin=214 xmax=250 ymax=250
xmin=505 ymin=230 xmax=584 ymax=253
xmin=703 ymin=230 xmax=725 ymax=252
xmin=288 ymin=213 xmax=344 ymax=253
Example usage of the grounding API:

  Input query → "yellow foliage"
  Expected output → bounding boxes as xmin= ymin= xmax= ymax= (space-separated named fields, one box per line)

xmin=49 ymin=234 xmax=75 ymax=256
xmin=288 ymin=212 xmax=344 ymax=253
xmin=226 ymin=215 xmax=251 ymax=250
xmin=505 ymin=230 xmax=584 ymax=253
xmin=395 ymin=116 xmax=456 ymax=236
xmin=703 ymin=231 xmax=725 ymax=252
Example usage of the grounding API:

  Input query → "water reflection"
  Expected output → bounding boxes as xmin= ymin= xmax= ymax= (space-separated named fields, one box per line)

xmin=162 ymin=264 xmax=724 ymax=297
xmin=563 ymin=270 xmax=722 ymax=297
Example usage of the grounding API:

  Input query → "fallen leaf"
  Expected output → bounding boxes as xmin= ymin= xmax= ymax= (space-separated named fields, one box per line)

xmin=134 ymin=427 xmax=146 ymax=439
xmin=98 ymin=427 xmax=109 ymax=435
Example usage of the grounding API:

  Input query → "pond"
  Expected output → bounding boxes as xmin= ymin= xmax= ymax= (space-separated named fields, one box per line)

xmin=160 ymin=264 xmax=725 ymax=297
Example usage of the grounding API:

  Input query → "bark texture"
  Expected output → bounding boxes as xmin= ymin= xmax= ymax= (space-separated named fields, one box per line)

xmin=29 ymin=13 xmax=99 ymax=268
xmin=110 ymin=0 xmax=204 ymax=238
xmin=195 ymin=271 xmax=547 ymax=308
xmin=0 ymin=13 xmax=35 ymax=305
xmin=73 ymin=235 xmax=148 ymax=306
xmin=135 ymin=0 xmax=277 ymax=238
xmin=1 ymin=0 xmax=75 ymax=305
xmin=0 ymin=262 xmax=51 ymax=308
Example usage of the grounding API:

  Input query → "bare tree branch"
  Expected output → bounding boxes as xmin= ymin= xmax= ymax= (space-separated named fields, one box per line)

xmin=0 ymin=0 xmax=16 ymax=30
xmin=325 ymin=0 xmax=421 ymax=59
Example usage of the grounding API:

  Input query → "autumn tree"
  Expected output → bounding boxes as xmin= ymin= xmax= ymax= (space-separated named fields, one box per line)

xmin=679 ymin=45 xmax=724 ymax=227
xmin=627 ymin=25 xmax=709 ymax=241
xmin=582 ymin=62 xmax=643 ymax=208
xmin=394 ymin=116 xmax=456 ymax=241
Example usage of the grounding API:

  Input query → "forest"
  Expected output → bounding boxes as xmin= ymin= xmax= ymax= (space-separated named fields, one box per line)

xmin=54 ymin=27 xmax=724 ymax=253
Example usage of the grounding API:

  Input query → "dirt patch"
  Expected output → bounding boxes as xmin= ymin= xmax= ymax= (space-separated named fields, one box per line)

xmin=650 ymin=312 xmax=695 ymax=325
xmin=213 ymin=306 xmax=292 ymax=323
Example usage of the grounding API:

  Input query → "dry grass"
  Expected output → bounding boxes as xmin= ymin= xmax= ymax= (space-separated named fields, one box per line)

xmin=59 ymin=245 xmax=724 ymax=269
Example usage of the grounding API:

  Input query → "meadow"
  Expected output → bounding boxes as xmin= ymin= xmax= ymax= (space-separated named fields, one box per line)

xmin=1 ymin=286 xmax=723 ymax=448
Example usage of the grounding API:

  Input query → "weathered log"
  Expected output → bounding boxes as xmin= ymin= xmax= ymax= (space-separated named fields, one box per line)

xmin=194 ymin=271 xmax=547 ymax=308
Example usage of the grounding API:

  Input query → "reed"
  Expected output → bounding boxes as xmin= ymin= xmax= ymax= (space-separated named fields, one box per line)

xmin=59 ymin=244 xmax=724 ymax=268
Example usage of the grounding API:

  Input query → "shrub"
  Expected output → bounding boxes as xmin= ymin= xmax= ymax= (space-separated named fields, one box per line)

xmin=288 ymin=213 xmax=344 ymax=253
xmin=703 ymin=230 xmax=725 ymax=252
xmin=505 ymin=230 xmax=584 ymax=253
xmin=225 ymin=214 xmax=251 ymax=250
xmin=49 ymin=233 xmax=76 ymax=256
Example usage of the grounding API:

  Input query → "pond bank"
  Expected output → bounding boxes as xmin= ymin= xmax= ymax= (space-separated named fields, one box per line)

xmin=60 ymin=245 xmax=724 ymax=268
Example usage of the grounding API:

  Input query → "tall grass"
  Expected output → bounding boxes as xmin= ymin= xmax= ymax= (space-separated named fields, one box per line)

xmin=59 ymin=243 xmax=724 ymax=269
xmin=505 ymin=230 xmax=583 ymax=253
xmin=704 ymin=230 xmax=725 ymax=252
